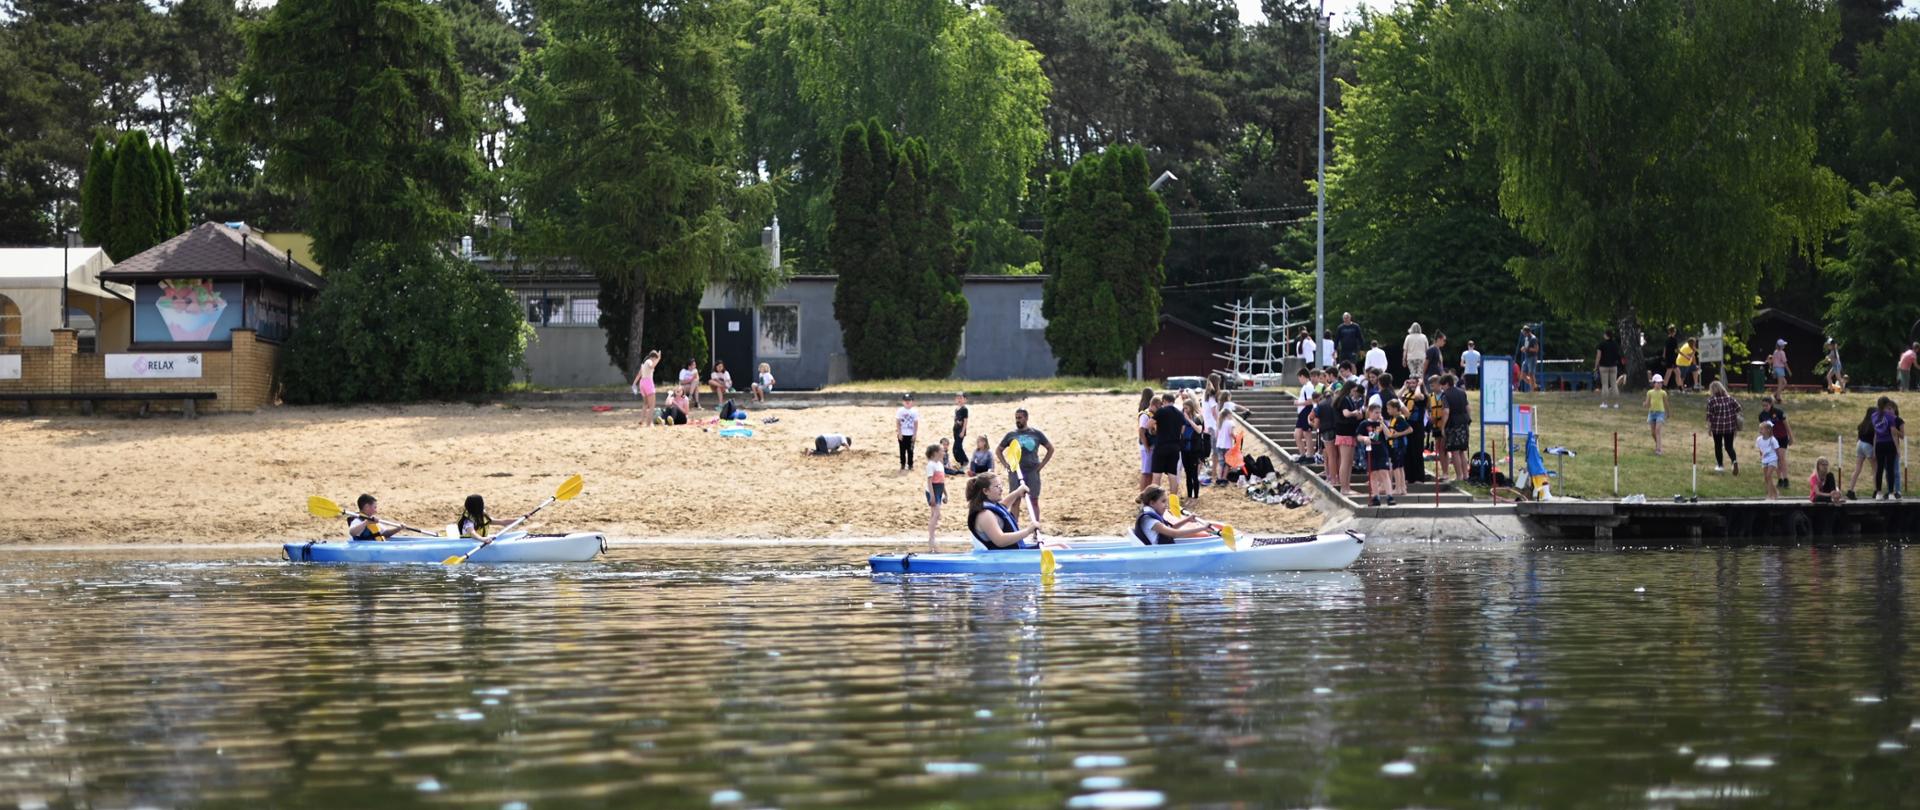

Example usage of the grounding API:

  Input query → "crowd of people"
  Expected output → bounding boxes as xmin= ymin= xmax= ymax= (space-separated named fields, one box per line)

xmin=628 ymin=352 xmax=777 ymax=427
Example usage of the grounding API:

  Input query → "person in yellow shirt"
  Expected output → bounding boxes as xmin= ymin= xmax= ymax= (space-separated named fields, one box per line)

xmin=1676 ymin=337 xmax=1700 ymax=391
xmin=1644 ymin=374 xmax=1669 ymax=456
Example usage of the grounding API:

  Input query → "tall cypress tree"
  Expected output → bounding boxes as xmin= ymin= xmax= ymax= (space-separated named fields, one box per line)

xmin=107 ymin=131 xmax=166 ymax=260
xmin=79 ymin=133 xmax=116 ymax=247
xmin=1041 ymin=145 xmax=1169 ymax=376
xmin=829 ymin=120 xmax=967 ymax=379
xmin=157 ymin=146 xmax=188 ymax=234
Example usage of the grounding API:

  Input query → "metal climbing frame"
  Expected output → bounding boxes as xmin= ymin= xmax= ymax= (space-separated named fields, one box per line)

xmin=1212 ymin=298 xmax=1308 ymax=384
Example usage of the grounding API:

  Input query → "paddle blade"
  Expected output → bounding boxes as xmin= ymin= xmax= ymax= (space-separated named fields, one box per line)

xmin=1222 ymin=525 xmax=1237 ymax=551
xmin=1169 ymin=494 xmax=1183 ymax=517
xmin=441 ymin=555 xmax=466 ymax=566
xmin=307 ymin=496 xmax=344 ymax=519
xmin=555 ymin=474 xmax=585 ymax=501
xmin=1040 ymin=547 xmax=1057 ymax=578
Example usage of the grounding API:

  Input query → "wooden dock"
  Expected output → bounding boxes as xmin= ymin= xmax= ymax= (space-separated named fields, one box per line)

xmin=1517 ymin=498 xmax=1920 ymax=544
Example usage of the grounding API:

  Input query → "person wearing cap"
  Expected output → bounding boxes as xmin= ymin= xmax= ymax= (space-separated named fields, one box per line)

xmin=895 ymin=393 xmax=920 ymax=473
xmin=1769 ymin=339 xmax=1791 ymax=397
xmin=1643 ymin=373 xmax=1669 ymax=456
xmin=1755 ymin=421 xmax=1782 ymax=500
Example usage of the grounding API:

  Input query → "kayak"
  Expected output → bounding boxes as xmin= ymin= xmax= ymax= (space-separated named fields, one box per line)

xmin=868 ymin=532 xmax=1364 ymax=575
xmin=284 ymin=531 xmax=606 ymax=564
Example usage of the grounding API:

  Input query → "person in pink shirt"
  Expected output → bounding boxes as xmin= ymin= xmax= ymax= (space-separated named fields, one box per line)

xmin=1899 ymin=342 xmax=1917 ymax=391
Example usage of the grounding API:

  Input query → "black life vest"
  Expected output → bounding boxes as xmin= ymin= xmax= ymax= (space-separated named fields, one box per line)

xmin=970 ymin=502 xmax=1022 ymax=550
xmin=350 ymin=518 xmax=389 ymax=542
xmin=1133 ymin=506 xmax=1171 ymax=545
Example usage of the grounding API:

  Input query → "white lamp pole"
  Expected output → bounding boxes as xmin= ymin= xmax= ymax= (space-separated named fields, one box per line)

xmin=1314 ymin=0 xmax=1328 ymax=367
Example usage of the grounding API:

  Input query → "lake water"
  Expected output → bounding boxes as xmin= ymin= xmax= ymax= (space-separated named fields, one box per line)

xmin=1 ymin=543 xmax=1916 ymax=808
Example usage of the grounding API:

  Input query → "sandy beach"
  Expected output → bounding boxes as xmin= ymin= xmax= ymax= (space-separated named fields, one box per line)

xmin=0 ymin=393 xmax=1323 ymax=546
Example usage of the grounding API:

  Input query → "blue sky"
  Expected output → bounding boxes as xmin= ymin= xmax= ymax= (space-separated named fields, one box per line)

xmin=1234 ymin=0 xmax=1390 ymax=27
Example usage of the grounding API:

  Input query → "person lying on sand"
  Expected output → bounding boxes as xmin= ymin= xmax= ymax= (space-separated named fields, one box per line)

xmin=808 ymin=434 xmax=852 ymax=455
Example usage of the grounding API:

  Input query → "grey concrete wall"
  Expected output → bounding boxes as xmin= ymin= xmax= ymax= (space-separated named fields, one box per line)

xmin=956 ymin=279 xmax=1057 ymax=380
xmin=521 ymin=326 xmax=626 ymax=388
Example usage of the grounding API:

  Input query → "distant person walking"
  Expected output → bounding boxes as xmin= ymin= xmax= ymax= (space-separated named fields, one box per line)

xmin=1899 ymin=342 xmax=1917 ymax=391
xmin=1297 ymin=328 xmax=1317 ymax=367
xmin=1662 ymin=325 xmax=1680 ymax=386
xmin=1757 ymin=394 xmax=1792 ymax=491
xmin=1594 ymin=329 xmax=1622 ymax=408
xmin=1365 ymin=341 xmax=1389 ymax=375
xmin=1136 ymin=388 xmax=1157 ymax=490
xmin=1517 ymin=325 xmax=1541 ymax=392
xmin=1823 ymin=338 xmax=1844 ymax=393
xmin=895 ymin=393 xmax=919 ymax=472
xmin=1644 ymin=374 xmax=1668 ymax=456
xmin=1460 ymin=341 xmax=1482 ymax=389
xmin=1705 ymin=381 xmax=1742 ymax=474
xmin=1336 ymin=312 xmax=1365 ymax=367
xmin=1769 ymin=339 xmax=1791 ymax=397
xmin=996 ymin=409 xmax=1054 ymax=521
xmin=1403 ymin=323 xmax=1429 ymax=381
xmin=1675 ymin=337 xmax=1699 ymax=391
xmin=1426 ymin=333 xmax=1447 ymax=380
xmin=1756 ymin=421 xmax=1782 ymax=500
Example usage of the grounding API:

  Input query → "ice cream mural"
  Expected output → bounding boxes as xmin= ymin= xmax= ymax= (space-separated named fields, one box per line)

xmin=135 ymin=279 xmax=243 ymax=344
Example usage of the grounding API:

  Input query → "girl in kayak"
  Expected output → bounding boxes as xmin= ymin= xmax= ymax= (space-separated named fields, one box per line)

xmin=966 ymin=473 xmax=1041 ymax=550
xmin=1133 ymin=486 xmax=1218 ymax=545
xmin=458 ymin=495 xmax=492 ymax=539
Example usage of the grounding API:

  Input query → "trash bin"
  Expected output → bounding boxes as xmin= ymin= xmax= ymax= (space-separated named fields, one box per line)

xmin=1746 ymin=361 xmax=1766 ymax=393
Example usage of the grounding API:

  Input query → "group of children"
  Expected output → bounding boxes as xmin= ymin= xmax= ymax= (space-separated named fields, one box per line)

xmin=1291 ymin=364 xmax=1424 ymax=507
xmin=629 ymin=350 xmax=777 ymax=426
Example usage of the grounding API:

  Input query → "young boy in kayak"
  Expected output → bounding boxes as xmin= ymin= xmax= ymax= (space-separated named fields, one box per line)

xmin=1133 ymin=486 xmax=1218 ymax=545
xmin=458 ymin=495 xmax=492 ymax=539
xmin=348 ymin=494 xmax=399 ymax=542
xmin=965 ymin=473 xmax=1042 ymax=550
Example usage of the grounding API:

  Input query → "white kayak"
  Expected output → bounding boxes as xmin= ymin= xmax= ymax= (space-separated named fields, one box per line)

xmin=284 ymin=531 xmax=606 ymax=564
xmin=868 ymin=531 xmax=1364 ymax=575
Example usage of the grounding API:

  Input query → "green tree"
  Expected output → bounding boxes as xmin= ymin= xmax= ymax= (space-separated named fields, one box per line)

xmin=1824 ymin=181 xmax=1920 ymax=386
xmin=1442 ymin=0 xmax=1848 ymax=384
xmin=222 ymin=0 xmax=477 ymax=268
xmin=1848 ymin=21 xmax=1920 ymax=191
xmin=106 ymin=130 xmax=165 ymax=260
xmin=1041 ymin=144 xmax=1170 ymax=376
xmin=742 ymin=0 xmax=1049 ymax=273
xmin=828 ymin=121 xmax=969 ymax=379
xmin=510 ymin=0 xmax=776 ymax=376
xmin=79 ymin=133 xmax=116 ymax=246
xmin=157 ymin=146 xmax=188 ymax=234
xmin=1324 ymin=0 xmax=1565 ymax=355
xmin=282 ymin=245 xmax=526 ymax=402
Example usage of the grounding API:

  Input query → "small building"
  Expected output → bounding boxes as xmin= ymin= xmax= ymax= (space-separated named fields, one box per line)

xmin=1 ymin=223 xmax=324 ymax=414
xmin=1141 ymin=314 xmax=1220 ymax=382
xmin=1746 ymin=308 xmax=1827 ymax=387
xmin=488 ymin=265 xmax=1058 ymax=389
xmin=0 ymin=246 xmax=131 ymax=354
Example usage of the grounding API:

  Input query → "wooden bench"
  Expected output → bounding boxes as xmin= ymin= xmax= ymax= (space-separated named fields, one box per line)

xmin=0 ymin=391 xmax=218 ymax=418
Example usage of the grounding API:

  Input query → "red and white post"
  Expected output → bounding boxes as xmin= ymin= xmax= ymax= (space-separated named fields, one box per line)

xmin=1613 ymin=432 xmax=1620 ymax=496
xmin=1691 ymin=432 xmax=1699 ymax=500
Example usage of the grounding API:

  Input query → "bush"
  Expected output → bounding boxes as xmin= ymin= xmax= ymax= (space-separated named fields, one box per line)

xmin=281 ymin=245 xmax=528 ymax=403
xmin=1041 ymin=145 xmax=1169 ymax=376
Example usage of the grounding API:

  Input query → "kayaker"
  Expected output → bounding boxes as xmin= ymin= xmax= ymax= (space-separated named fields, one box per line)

xmin=347 ymin=494 xmax=399 ymax=542
xmin=458 ymin=495 xmax=492 ymax=539
xmin=966 ymin=473 xmax=1041 ymax=550
xmin=1132 ymin=486 xmax=1217 ymax=545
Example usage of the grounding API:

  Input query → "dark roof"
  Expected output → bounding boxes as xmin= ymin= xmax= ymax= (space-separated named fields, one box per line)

xmin=785 ymin=274 xmax=1048 ymax=283
xmin=100 ymin=222 xmax=325 ymax=292
xmin=1752 ymin=307 xmax=1823 ymax=335
xmin=1156 ymin=313 xmax=1218 ymax=338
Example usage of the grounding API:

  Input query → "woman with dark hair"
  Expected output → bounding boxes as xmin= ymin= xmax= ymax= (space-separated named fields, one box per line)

xmin=966 ymin=473 xmax=1040 ymax=550
xmin=1846 ymin=406 xmax=1878 ymax=500
xmin=458 ymin=495 xmax=491 ymax=539
xmin=1870 ymin=398 xmax=1906 ymax=500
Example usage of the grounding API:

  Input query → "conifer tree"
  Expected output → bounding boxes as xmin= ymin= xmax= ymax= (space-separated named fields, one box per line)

xmin=79 ymin=133 xmax=116 ymax=248
xmin=1040 ymin=145 xmax=1169 ymax=376
xmin=107 ymin=131 xmax=166 ymax=260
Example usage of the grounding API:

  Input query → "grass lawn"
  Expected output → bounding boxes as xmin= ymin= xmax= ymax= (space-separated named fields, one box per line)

xmin=821 ymin=377 xmax=1132 ymax=395
xmin=1465 ymin=389 xmax=1913 ymax=501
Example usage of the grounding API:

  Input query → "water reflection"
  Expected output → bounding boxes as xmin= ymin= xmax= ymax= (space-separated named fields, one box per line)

xmin=0 ymin=545 xmax=1915 ymax=808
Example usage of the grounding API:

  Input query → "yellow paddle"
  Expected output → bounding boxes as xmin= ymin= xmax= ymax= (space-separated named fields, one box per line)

xmin=306 ymin=496 xmax=433 ymax=536
xmin=1041 ymin=547 xmax=1057 ymax=582
xmin=443 ymin=475 xmax=585 ymax=565
xmin=1221 ymin=524 xmax=1237 ymax=550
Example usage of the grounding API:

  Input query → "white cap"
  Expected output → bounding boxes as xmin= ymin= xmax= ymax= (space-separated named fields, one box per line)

xmin=1776 ymin=339 xmax=1788 ymax=346
xmin=1651 ymin=374 xmax=1664 ymax=383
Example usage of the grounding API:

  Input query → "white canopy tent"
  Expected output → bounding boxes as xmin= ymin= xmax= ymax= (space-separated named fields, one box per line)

xmin=0 ymin=247 xmax=129 ymax=348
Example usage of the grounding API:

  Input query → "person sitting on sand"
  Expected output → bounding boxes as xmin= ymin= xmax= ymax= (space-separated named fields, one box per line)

xmin=458 ymin=495 xmax=492 ymax=539
xmin=1132 ymin=486 xmax=1217 ymax=545
xmin=347 ymin=494 xmax=400 ymax=542
xmin=664 ymin=389 xmax=690 ymax=425
xmin=708 ymin=361 xmax=733 ymax=402
xmin=967 ymin=473 xmax=1041 ymax=551
xmin=810 ymin=434 xmax=852 ymax=455
xmin=968 ymin=436 xmax=993 ymax=476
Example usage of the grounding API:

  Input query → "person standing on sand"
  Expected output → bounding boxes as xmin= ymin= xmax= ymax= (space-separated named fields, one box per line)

xmin=952 ymin=392 xmax=969 ymax=449
xmin=996 ymin=408 xmax=1054 ymax=522
xmin=631 ymin=350 xmax=661 ymax=426
xmin=895 ymin=393 xmax=919 ymax=473
xmin=923 ymin=445 xmax=947 ymax=551
xmin=1136 ymin=389 xmax=1157 ymax=490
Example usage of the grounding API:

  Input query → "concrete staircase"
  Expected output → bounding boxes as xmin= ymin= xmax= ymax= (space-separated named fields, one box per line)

xmin=1226 ymin=387 xmax=1477 ymax=505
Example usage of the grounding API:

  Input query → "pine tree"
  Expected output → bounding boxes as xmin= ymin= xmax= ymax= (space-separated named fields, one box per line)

xmin=1041 ymin=145 xmax=1169 ymax=376
xmin=157 ymin=146 xmax=188 ymax=234
xmin=107 ymin=131 xmax=166 ymax=260
xmin=79 ymin=133 xmax=116 ymax=248
xmin=829 ymin=120 xmax=967 ymax=379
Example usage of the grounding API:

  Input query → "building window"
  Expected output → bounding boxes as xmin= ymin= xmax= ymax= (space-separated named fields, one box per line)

xmin=570 ymin=297 xmax=601 ymax=325
xmin=0 ymin=295 xmax=18 ymax=347
xmin=758 ymin=304 xmax=800 ymax=357
xmin=1020 ymin=299 xmax=1047 ymax=330
xmin=523 ymin=292 xmax=599 ymax=327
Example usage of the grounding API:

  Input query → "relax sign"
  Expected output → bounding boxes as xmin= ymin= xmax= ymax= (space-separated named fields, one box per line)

xmin=105 ymin=353 xmax=203 ymax=379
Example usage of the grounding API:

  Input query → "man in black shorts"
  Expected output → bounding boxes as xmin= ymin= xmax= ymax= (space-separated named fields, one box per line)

xmin=1438 ymin=374 xmax=1472 ymax=483
xmin=1149 ymin=394 xmax=1190 ymax=491
xmin=996 ymin=409 xmax=1055 ymax=521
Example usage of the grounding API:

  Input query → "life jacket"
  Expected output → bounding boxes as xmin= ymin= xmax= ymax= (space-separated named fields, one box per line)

xmin=1223 ymin=427 xmax=1245 ymax=470
xmin=1133 ymin=506 xmax=1170 ymax=545
xmin=350 ymin=518 xmax=388 ymax=542
xmin=970 ymin=502 xmax=1024 ymax=550
xmin=461 ymin=511 xmax=491 ymax=538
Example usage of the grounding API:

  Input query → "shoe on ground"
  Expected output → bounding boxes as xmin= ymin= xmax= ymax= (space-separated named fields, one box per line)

xmin=1386 ymin=496 xmax=1397 ymax=506
xmin=1713 ymin=466 xmax=1725 ymax=473
xmin=1895 ymin=492 xmax=1904 ymax=500
xmin=1369 ymin=497 xmax=1381 ymax=507
xmin=1846 ymin=490 xmax=1856 ymax=500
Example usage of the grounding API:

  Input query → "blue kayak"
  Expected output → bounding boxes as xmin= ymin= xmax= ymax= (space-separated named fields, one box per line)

xmin=869 ymin=532 xmax=1363 ymax=575
xmin=284 ymin=531 xmax=606 ymax=564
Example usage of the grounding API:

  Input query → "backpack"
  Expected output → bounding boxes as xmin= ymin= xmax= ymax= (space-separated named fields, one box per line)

xmin=1468 ymin=451 xmax=1494 ymax=484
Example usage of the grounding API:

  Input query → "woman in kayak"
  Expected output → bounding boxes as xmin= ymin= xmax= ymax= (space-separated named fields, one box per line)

xmin=1133 ymin=486 xmax=1219 ymax=545
xmin=966 ymin=473 xmax=1041 ymax=550
xmin=458 ymin=495 xmax=492 ymax=539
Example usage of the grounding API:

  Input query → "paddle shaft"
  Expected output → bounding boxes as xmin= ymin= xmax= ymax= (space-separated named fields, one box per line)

xmin=452 ymin=495 xmax=557 ymax=561
xmin=341 ymin=511 xmax=433 ymax=537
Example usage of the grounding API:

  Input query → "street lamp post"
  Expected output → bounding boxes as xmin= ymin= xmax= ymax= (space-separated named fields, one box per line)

xmin=1314 ymin=0 xmax=1328 ymax=367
